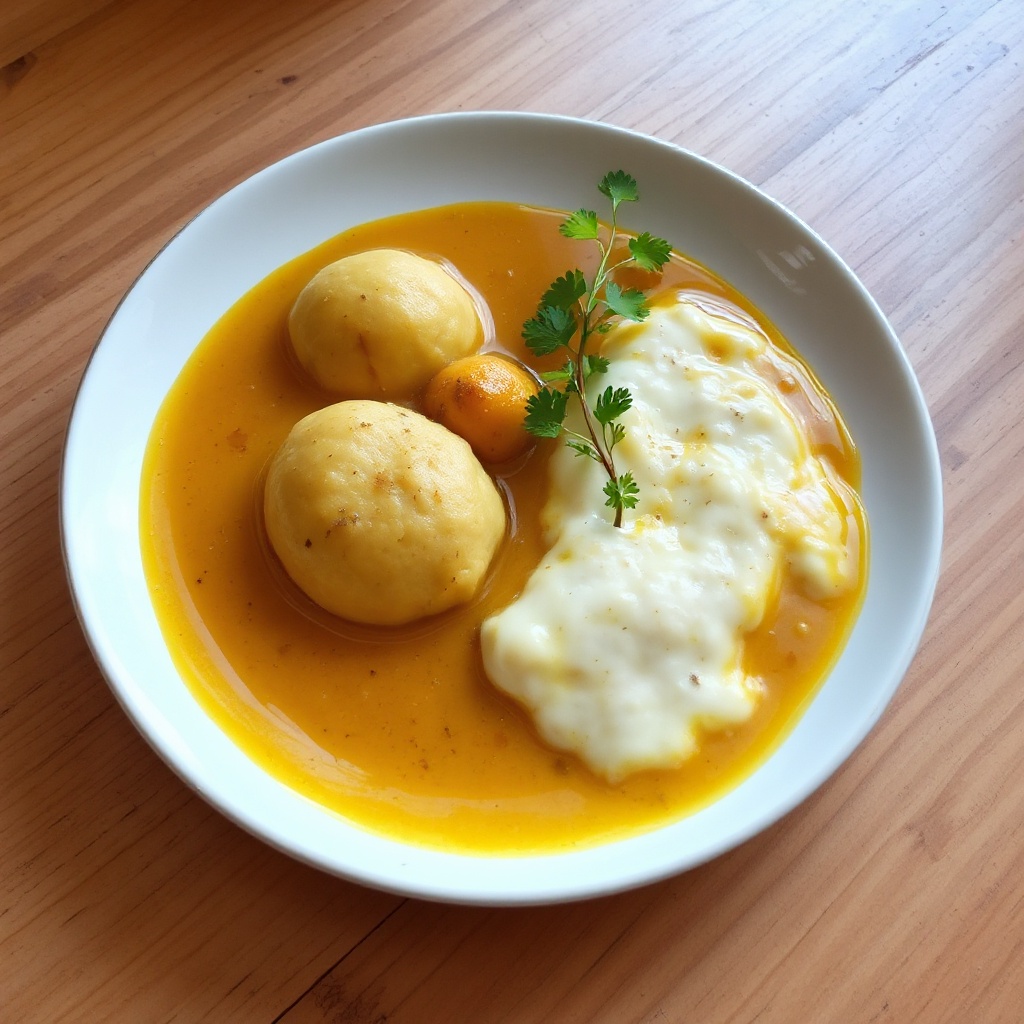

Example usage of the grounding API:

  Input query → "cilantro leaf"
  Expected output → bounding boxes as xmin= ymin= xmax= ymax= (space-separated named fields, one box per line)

xmin=522 ymin=305 xmax=577 ymax=355
xmin=567 ymin=438 xmax=600 ymax=461
xmin=524 ymin=387 xmax=569 ymax=438
xmin=584 ymin=354 xmax=610 ymax=377
xmin=594 ymin=386 xmax=633 ymax=425
xmin=541 ymin=359 xmax=575 ymax=384
xmin=629 ymin=232 xmax=672 ymax=272
xmin=598 ymin=170 xmax=639 ymax=209
xmin=603 ymin=473 xmax=641 ymax=511
xmin=541 ymin=271 xmax=587 ymax=311
xmin=603 ymin=282 xmax=649 ymax=322
xmin=559 ymin=209 xmax=600 ymax=240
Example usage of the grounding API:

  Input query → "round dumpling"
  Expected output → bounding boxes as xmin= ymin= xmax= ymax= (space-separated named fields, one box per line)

xmin=288 ymin=249 xmax=481 ymax=398
xmin=263 ymin=400 xmax=506 ymax=625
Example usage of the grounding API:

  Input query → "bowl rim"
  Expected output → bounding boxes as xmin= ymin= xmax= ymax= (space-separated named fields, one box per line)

xmin=60 ymin=110 xmax=944 ymax=905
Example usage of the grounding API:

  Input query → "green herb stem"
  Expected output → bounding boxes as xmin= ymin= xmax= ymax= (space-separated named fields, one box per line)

xmin=522 ymin=171 xmax=671 ymax=527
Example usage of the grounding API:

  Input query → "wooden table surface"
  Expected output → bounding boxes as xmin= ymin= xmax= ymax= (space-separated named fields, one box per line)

xmin=2 ymin=0 xmax=1022 ymax=1020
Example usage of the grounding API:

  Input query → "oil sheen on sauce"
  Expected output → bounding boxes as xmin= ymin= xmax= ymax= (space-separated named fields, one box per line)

xmin=140 ymin=202 xmax=867 ymax=854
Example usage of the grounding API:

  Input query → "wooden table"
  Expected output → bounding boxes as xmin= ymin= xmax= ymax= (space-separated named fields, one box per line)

xmin=2 ymin=0 xmax=1021 ymax=1019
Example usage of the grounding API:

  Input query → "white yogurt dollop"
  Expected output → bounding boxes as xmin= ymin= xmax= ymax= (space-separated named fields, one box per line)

xmin=481 ymin=299 xmax=854 ymax=781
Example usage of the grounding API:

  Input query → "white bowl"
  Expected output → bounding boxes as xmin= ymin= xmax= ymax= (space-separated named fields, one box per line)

xmin=61 ymin=112 xmax=942 ymax=905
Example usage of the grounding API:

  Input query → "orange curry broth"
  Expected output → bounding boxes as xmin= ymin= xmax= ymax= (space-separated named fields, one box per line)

xmin=140 ymin=201 xmax=867 ymax=854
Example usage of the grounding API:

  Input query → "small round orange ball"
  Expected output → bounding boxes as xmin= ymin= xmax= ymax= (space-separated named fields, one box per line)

xmin=423 ymin=354 xmax=540 ymax=463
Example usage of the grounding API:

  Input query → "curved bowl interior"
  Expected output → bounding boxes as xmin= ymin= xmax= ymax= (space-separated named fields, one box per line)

xmin=61 ymin=112 xmax=943 ymax=905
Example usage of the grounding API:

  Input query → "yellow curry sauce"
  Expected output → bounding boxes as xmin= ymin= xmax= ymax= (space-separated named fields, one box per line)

xmin=140 ymin=202 xmax=866 ymax=854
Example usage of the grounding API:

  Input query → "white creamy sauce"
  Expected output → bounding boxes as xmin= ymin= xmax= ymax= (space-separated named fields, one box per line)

xmin=481 ymin=298 xmax=854 ymax=781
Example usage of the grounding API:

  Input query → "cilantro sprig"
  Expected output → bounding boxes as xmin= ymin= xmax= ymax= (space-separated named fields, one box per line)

xmin=522 ymin=171 xmax=671 ymax=527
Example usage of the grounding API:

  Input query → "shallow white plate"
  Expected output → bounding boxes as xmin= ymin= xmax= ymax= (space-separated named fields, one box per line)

xmin=61 ymin=112 xmax=943 ymax=905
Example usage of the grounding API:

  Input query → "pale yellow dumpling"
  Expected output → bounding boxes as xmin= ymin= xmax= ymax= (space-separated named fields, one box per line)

xmin=263 ymin=401 xmax=506 ymax=625
xmin=288 ymin=249 xmax=481 ymax=397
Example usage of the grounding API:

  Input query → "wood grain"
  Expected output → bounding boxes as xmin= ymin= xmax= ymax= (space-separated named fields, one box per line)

xmin=0 ymin=0 xmax=112 ymax=68
xmin=2 ymin=0 xmax=1022 ymax=1020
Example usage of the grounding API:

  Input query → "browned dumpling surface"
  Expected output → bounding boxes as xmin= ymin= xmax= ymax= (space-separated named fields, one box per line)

xmin=264 ymin=400 xmax=505 ymax=625
xmin=288 ymin=249 xmax=480 ymax=397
